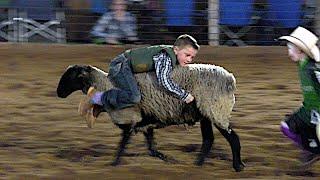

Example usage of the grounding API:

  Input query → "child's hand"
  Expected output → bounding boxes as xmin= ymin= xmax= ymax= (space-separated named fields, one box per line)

xmin=315 ymin=70 xmax=320 ymax=83
xmin=185 ymin=94 xmax=194 ymax=104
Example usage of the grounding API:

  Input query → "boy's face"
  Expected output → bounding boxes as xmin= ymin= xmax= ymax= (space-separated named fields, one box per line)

xmin=287 ymin=42 xmax=305 ymax=62
xmin=174 ymin=45 xmax=198 ymax=66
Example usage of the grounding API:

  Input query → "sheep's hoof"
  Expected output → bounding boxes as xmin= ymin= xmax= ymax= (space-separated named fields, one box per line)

xmin=149 ymin=150 xmax=167 ymax=161
xmin=194 ymin=155 xmax=206 ymax=166
xmin=194 ymin=159 xmax=204 ymax=166
xmin=234 ymin=161 xmax=245 ymax=172
xmin=149 ymin=150 xmax=179 ymax=163
xmin=110 ymin=159 xmax=120 ymax=166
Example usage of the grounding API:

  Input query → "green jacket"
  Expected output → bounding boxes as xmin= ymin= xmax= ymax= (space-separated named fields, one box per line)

xmin=296 ymin=57 xmax=320 ymax=125
xmin=124 ymin=45 xmax=178 ymax=73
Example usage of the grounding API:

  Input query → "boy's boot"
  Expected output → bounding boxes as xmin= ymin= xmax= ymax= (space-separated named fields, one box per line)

xmin=299 ymin=150 xmax=320 ymax=168
xmin=78 ymin=87 xmax=98 ymax=128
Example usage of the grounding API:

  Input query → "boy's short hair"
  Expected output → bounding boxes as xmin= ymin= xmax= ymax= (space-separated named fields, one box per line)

xmin=174 ymin=34 xmax=200 ymax=50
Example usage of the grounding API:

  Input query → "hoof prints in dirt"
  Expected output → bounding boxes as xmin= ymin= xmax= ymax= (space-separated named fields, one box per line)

xmin=286 ymin=170 xmax=318 ymax=177
xmin=7 ymin=83 xmax=26 ymax=90
xmin=55 ymin=144 xmax=110 ymax=163
xmin=176 ymin=144 xmax=230 ymax=161
xmin=0 ymin=142 xmax=15 ymax=147
xmin=179 ymin=144 xmax=199 ymax=153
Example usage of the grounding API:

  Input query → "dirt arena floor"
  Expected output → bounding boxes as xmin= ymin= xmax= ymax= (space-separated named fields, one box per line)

xmin=1 ymin=43 xmax=320 ymax=179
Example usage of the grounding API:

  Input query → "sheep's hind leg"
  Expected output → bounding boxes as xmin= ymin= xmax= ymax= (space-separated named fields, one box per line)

xmin=143 ymin=128 xmax=170 ymax=162
xmin=215 ymin=124 xmax=245 ymax=172
xmin=110 ymin=124 xmax=133 ymax=166
xmin=195 ymin=118 xmax=214 ymax=166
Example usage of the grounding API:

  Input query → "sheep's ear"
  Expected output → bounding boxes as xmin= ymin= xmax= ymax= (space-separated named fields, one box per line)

xmin=78 ymin=71 xmax=88 ymax=78
xmin=78 ymin=65 xmax=92 ymax=78
xmin=66 ymin=64 xmax=78 ymax=71
xmin=66 ymin=65 xmax=73 ymax=70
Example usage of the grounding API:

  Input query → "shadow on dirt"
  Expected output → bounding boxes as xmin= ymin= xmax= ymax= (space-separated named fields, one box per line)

xmin=54 ymin=144 xmax=111 ymax=162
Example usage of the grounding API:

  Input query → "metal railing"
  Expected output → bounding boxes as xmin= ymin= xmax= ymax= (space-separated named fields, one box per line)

xmin=0 ymin=0 xmax=319 ymax=46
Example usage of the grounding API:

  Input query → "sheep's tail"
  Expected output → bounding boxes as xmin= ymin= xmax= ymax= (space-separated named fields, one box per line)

xmin=226 ymin=73 xmax=236 ymax=93
xmin=211 ymin=66 xmax=237 ymax=95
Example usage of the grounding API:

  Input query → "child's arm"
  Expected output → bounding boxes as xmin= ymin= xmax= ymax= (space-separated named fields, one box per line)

xmin=314 ymin=64 xmax=320 ymax=83
xmin=153 ymin=52 xmax=190 ymax=102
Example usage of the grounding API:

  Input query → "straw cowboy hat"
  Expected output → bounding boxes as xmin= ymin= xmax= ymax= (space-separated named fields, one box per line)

xmin=279 ymin=26 xmax=320 ymax=62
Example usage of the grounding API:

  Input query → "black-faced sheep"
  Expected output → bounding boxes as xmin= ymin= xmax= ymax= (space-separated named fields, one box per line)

xmin=56 ymin=64 xmax=245 ymax=172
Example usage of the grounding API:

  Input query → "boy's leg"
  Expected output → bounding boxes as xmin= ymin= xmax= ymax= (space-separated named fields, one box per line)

xmin=280 ymin=121 xmax=302 ymax=147
xmin=282 ymin=111 xmax=320 ymax=152
xmin=283 ymin=110 xmax=320 ymax=166
xmin=299 ymin=124 xmax=320 ymax=166
xmin=101 ymin=54 xmax=141 ymax=110
xmin=300 ymin=123 xmax=320 ymax=154
xmin=78 ymin=54 xmax=141 ymax=127
xmin=280 ymin=109 xmax=320 ymax=168
xmin=280 ymin=113 xmax=303 ymax=148
xmin=78 ymin=86 xmax=100 ymax=128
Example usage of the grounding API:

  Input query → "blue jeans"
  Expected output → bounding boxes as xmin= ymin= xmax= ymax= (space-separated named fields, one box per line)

xmin=101 ymin=54 xmax=141 ymax=110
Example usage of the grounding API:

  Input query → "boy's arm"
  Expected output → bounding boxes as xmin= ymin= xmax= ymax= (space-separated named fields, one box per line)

xmin=153 ymin=52 xmax=189 ymax=101
xmin=314 ymin=63 xmax=320 ymax=83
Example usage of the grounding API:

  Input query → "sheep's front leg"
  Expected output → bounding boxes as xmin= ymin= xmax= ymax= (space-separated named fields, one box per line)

xmin=143 ymin=128 xmax=169 ymax=161
xmin=215 ymin=124 xmax=245 ymax=172
xmin=195 ymin=118 xmax=214 ymax=166
xmin=111 ymin=124 xmax=133 ymax=166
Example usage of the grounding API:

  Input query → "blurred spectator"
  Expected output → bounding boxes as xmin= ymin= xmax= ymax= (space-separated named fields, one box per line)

xmin=90 ymin=0 xmax=138 ymax=45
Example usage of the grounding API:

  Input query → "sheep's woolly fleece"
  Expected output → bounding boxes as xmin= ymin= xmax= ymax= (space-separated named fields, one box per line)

xmin=135 ymin=63 xmax=236 ymax=130
xmin=89 ymin=64 xmax=236 ymax=130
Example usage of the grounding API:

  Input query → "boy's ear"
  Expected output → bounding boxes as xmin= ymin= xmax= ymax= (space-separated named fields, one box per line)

xmin=297 ymin=47 xmax=305 ymax=55
xmin=299 ymin=49 xmax=304 ymax=55
xmin=173 ymin=46 xmax=179 ymax=54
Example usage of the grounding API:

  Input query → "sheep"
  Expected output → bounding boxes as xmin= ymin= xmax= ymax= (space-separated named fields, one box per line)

xmin=56 ymin=64 xmax=245 ymax=172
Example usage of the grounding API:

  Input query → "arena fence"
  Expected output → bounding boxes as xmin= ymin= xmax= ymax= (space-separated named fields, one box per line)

xmin=0 ymin=0 xmax=319 ymax=46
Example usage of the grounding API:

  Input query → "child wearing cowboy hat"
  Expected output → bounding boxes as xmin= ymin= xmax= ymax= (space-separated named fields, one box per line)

xmin=279 ymin=26 xmax=320 ymax=167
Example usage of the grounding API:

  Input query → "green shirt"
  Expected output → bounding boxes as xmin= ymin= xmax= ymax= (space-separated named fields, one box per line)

xmin=297 ymin=57 xmax=320 ymax=125
xmin=124 ymin=45 xmax=177 ymax=73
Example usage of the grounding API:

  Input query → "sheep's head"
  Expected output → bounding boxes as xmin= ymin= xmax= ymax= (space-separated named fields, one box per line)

xmin=57 ymin=65 xmax=92 ymax=98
